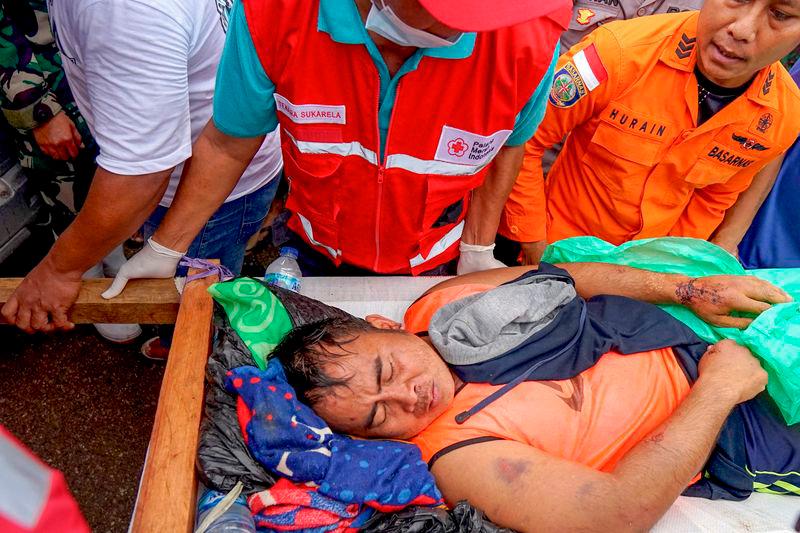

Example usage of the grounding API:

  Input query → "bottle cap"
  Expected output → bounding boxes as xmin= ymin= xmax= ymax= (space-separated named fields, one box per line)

xmin=279 ymin=246 xmax=299 ymax=260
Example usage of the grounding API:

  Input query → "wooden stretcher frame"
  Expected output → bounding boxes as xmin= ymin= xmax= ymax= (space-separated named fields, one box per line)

xmin=1 ymin=273 xmax=215 ymax=533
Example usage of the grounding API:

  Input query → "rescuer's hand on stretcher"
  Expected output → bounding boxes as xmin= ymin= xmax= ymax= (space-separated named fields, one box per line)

xmin=518 ymin=240 xmax=548 ymax=266
xmin=456 ymin=242 xmax=507 ymax=275
xmin=101 ymin=238 xmax=184 ymax=299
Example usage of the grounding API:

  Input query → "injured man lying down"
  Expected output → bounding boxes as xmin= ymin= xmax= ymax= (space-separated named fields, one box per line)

xmin=253 ymin=262 xmax=800 ymax=532
xmin=208 ymin=256 xmax=800 ymax=533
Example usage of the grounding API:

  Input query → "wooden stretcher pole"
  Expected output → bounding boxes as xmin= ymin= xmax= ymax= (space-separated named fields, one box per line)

xmin=0 ymin=278 xmax=180 ymax=324
xmin=130 ymin=270 xmax=218 ymax=533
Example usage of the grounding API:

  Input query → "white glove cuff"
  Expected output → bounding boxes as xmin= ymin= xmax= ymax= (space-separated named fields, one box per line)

xmin=459 ymin=242 xmax=496 ymax=253
xmin=148 ymin=237 xmax=185 ymax=258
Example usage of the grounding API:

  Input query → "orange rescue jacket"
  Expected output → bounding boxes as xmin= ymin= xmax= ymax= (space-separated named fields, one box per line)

xmin=500 ymin=11 xmax=800 ymax=245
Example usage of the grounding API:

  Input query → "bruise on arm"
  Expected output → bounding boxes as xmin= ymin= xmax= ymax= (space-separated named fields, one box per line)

xmin=576 ymin=480 xmax=597 ymax=499
xmin=430 ymin=440 xmax=621 ymax=532
xmin=495 ymin=457 xmax=531 ymax=485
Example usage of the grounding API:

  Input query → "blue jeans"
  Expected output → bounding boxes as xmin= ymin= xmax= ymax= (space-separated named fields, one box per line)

xmin=143 ymin=177 xmax=279 ymax=276
xmin=143 ymin=177 xmax=279 ymax=348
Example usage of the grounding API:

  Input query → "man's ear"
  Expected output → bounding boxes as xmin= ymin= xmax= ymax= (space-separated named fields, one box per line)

xmin=365 ymin=314 xmax=403 ymax=330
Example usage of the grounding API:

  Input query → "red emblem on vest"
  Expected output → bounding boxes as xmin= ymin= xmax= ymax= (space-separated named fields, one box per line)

xmin=447 ymin=137 xmax=469 ymax=157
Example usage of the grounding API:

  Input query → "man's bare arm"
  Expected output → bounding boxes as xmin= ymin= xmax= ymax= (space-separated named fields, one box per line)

xmin=421 ymin=262 xmax=790 ymax=328
xmin=50 ymin=169 xmax=171 ymax=272
xmin=563 ymin=262 xmax=789 ymax=327
xmin=1 ymin=167 xmax=171 ymax=332
xmin=153 ymin=120 xmax=265 ymax=251
xmin=461 ymin=144 xmax=525 ymax=246
xmin=709 ymin=153 xmax=784 ymax=255
xmin=431 ymin=341 xmax=766 ymax=532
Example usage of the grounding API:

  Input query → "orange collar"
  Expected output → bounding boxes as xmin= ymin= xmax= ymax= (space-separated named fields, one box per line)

xmin=660 ymin=11 xmax=779 ymax=110
xmin=659 ymin=11 xmax=700 ymax=73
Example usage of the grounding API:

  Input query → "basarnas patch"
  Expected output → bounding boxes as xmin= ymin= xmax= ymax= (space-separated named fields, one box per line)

xmin=549 ymin=44 xmax=608 ymax=108
xmin=549 ymin=62 xmax=587 ymax=108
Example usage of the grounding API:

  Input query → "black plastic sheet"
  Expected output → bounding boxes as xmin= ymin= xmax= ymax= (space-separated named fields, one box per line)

xmin=196 ymin=304 xmax=276 ymax=494
xmin=360 ymin=500 xmax=516 ymax=533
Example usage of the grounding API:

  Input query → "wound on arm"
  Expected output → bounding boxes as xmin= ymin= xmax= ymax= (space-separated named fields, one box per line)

xmin=674 ymin=278 xmax=722 ymax=306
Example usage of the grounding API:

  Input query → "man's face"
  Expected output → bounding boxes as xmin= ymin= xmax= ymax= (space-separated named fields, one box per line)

xmin=697 ymin=0 xmax=800 ymax=87
xmin=311 ymin=318 xmax=457 ymax=440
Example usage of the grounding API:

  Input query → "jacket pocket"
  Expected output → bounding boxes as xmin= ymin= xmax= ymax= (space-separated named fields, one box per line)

xmin=282 ymin=135 xmax=343 ymax=221
xmin=685 ymin=138 xmax=757 ymax=187
xmin=580 ymin=120 xmax=665 ymax=194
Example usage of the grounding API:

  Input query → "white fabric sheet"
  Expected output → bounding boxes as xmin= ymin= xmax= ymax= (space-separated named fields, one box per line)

xmin=300 ymin=276 xmax=800 ymax=532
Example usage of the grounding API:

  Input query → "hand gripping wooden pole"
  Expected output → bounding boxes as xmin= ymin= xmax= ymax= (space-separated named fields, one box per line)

xmin=0 ymin=278 xmax=180 ymax=324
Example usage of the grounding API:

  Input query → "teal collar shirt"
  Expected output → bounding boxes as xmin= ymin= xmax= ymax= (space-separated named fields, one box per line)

xmin=213 ymin=0 xmax=558 ymax=159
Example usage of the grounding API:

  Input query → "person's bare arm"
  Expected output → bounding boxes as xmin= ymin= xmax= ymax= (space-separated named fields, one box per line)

xmin=461 ymin=144 xmax=525 ymax=246
xmin=421 ymin=262 xmax=790 ymax=328
xmin=431 ymin=341 xmax=766 ymax=532
xmin=709 ymin=153 xmax=784 ymax=255
xmin=152 ymin=120 xmax=265 ymax=251
xmin=1 ymin=167 xmax=171 ymax=332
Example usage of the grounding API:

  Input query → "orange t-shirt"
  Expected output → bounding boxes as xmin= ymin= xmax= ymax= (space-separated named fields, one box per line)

xmin=407 ymin=284 xmax=692 ymax=472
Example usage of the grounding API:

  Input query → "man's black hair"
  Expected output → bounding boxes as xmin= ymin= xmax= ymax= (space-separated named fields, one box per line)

xmin=272 ymin=315 xmax=376 ymax=405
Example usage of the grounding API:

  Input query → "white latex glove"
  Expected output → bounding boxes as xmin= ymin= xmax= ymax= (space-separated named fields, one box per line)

xmin=456 ymin=241 xmax=506 ymax=275
xmin=101 ymin=237 xmax=184 ymax=299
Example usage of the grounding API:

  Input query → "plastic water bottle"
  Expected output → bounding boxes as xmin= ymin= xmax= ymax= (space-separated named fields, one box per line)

xmin=264 ymin=246 xmax=302 ymax=292
xmin=196 ymin=488 xmax=255 ymax=533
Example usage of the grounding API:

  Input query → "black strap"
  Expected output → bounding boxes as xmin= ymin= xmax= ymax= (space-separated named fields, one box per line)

xmin=427 ymin=436 xmax=502 ymax=469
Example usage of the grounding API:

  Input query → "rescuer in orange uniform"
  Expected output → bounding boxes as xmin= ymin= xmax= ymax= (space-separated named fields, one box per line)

xmin=499 ymin=0 xmax=800 ymax=264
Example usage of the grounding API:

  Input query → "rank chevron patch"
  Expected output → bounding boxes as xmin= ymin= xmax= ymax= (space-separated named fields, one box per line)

xmin=675 ymin=33 xmax=696 ymax=60
xmin=762 ymin=70 xmax=774 ymax=96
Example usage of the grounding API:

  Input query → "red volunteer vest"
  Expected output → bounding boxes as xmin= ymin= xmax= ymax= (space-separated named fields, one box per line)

xmin=244 ymin=0 xmax=568 ymax=273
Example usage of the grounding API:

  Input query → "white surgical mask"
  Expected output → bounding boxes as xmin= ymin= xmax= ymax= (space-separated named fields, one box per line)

xmin=365 ymin=1 xmax=462 ymax=49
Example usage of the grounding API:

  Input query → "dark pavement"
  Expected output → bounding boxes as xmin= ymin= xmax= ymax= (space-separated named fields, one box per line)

xmin=0 ymin=325 xmax=164 ymax=532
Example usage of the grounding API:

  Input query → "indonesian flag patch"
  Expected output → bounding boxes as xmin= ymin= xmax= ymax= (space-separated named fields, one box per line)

xmin=549 ymin=43 xmax=608 ymax=108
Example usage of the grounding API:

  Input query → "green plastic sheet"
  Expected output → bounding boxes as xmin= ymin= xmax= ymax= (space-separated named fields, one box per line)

xmin=208 ymin=278 xmax=293 ymax=370
xmin=542 ymin=236 xmax=800 ymax=425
